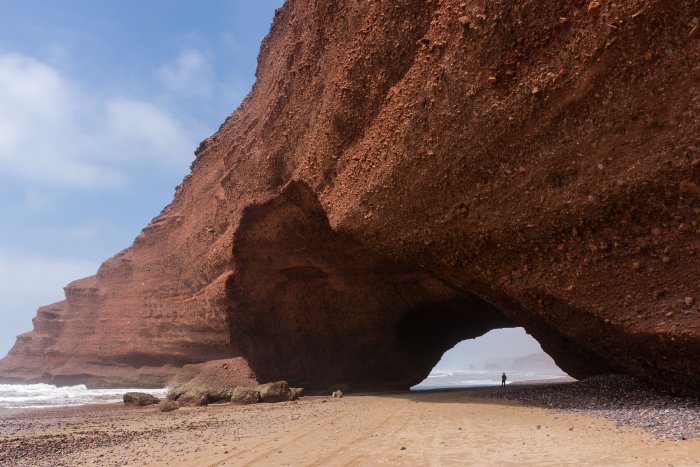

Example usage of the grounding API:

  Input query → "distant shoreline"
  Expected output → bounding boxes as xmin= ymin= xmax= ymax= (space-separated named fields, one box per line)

xmin=411 ymin=376 xmax=575 ymax=391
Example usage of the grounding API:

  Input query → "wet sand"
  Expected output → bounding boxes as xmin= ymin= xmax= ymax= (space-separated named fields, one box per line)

xmin=1 ymin=386 xmax=699 ymax=466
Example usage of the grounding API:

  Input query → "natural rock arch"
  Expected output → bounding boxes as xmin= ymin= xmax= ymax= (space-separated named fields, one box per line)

xmin=1 ymin=0 xmax=698 ymax=395
xmin=226 ymin=182 xmax=614 ymax=390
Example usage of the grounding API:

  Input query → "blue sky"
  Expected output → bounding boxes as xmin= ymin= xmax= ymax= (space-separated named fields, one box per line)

xmin=0 ymin=1 xmax=283 ymax=355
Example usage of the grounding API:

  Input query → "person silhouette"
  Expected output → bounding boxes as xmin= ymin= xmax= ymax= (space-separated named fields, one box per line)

xmin=501 ymin=372 xmax=507 ymax=387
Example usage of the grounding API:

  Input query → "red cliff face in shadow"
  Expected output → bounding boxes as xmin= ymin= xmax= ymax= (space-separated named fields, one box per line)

xmin=1 ymin=0 xmax=699 ymax=392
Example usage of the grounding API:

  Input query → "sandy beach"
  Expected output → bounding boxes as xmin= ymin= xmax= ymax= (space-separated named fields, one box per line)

xmin=2 ymin=383 xmax=699 ymax=466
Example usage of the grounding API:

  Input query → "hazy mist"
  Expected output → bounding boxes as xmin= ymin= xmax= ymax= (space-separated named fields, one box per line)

xmin=431 ymin=327 xmax=566 ymax=373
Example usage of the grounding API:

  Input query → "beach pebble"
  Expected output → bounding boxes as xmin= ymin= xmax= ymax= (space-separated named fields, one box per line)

xmin=484 ymin=375 xmax=700 ymax=440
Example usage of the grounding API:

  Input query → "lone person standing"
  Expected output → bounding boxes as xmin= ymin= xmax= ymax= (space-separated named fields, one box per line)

xmin=501 ymin=372 xmax=507 ymax=387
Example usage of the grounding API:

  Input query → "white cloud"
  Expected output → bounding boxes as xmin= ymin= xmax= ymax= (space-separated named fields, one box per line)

xmin=0 ymin=248 xmax=97 ymax=309
xmin=0 ymin=248 xmax=98 ymax=356
xmin=0 ymin=53 xmax=70 ymax=152
xmin=156 ymin=49 xmax=214 ymax=98
xmin=0 ymin=52 xmax=198 ymax=190
xmin=99 ymin=98 xmax=195 ymax=166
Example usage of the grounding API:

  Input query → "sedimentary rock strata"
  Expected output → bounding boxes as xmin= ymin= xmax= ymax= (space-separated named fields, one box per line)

xmin=1 ymin=0 xmax=699 ymax=393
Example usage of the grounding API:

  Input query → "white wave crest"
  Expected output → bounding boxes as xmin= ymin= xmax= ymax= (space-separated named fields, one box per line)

xmin=0 ymin=383 xmax=166 ymax=409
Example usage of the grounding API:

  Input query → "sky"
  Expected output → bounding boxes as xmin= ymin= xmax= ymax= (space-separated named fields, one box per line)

xmin=0 ymin=2 xmax=559 ymax=372
xmin=0 ymin=0 xmax=283 ymax=355
xmin=433 ymin=328 xmax=550 ymax=371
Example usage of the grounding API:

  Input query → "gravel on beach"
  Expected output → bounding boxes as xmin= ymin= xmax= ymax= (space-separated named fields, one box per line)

xmin=482 ymin=375 xmax=700 ymax=440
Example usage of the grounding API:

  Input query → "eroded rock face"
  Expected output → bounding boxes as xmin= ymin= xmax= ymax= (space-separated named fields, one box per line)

xmin=1 ymin=0 xmax=699 ymax=393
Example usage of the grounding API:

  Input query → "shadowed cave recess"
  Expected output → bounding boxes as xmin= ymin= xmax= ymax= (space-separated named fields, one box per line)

xmin=226 ymin=182 xmax=612 ymax=391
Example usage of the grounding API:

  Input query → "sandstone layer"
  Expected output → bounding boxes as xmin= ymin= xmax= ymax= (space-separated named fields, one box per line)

xmin=1 ymin=0 xmax=699 ymax=393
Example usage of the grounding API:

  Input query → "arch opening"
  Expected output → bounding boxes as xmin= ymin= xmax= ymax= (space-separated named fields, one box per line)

xmin=412 ymin=327 xmax=571 ymax=390
xmin=227 ymin=181 xmax=596 ymax=391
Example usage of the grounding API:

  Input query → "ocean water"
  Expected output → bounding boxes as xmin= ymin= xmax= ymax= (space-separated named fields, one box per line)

xmin=412 ymin=369 xmax=567 ymax=390
xmin=0 ymin=371 xmax=563 ymax=408
xmin=0 ymin=383 xmax=167 ymax=409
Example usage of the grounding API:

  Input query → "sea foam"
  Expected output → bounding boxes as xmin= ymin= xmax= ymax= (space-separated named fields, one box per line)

xmin=0 ymin=383 xmax=167 ymax=409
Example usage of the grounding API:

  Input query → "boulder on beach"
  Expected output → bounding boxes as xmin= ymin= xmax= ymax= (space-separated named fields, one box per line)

xmin=123 ymin=392 xmax=160 ymax=407
xmin=231 ymin=386 xmax=261 ymax=404
xmin=256 ymin=381 xmax=294 ymax=403
xmin=175 ymin=390 xmax=209 ymax=406
xmin=159 ymin=400 xmax=180 ymax=412
xmin=166 ymin=357 xmax=258 ymax=405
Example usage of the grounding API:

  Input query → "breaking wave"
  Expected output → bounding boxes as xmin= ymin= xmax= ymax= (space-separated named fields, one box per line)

xmin=0 ymin=383 xmax=166 ymax=409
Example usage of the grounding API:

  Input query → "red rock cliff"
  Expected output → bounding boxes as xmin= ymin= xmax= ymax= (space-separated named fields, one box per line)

xmin=1 ymin=0 xmax=699 ymax=392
